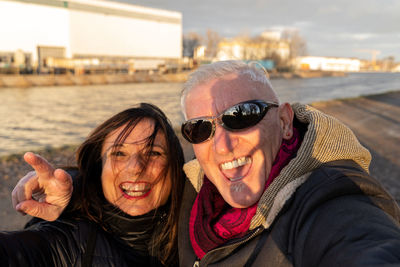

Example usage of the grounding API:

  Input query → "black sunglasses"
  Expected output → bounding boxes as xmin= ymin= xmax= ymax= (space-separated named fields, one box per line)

xmin=181 ymin=100 xmax=279 ymax=144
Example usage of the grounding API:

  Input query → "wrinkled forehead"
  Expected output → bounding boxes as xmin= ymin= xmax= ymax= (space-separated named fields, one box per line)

xmin=185 ymin=73 xmax=274 ymax=118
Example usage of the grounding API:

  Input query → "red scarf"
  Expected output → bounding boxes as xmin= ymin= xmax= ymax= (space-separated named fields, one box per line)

xmin=189 ymin=128 xmax=301 ymax=259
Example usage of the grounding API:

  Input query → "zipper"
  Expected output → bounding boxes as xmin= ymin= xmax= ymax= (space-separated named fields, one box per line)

xmin=197 ymin=226 xmax=264 ymax=266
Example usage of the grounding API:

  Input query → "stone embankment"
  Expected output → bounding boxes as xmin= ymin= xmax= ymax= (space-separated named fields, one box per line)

xmin=270 ymin=70 xmax=347 ymax=79
xmin=0 ymin=72 xmax=191 ymax=88
xmin=0 ymin=70 xmax=346 ymax=88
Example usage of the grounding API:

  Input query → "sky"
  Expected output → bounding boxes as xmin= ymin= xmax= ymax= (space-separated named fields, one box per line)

xmin=114 ymin=0 xmax=400 ymax=61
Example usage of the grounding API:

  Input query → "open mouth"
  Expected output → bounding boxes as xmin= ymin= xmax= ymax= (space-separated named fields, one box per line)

xmin=119 ymin=182 xmax=151 ymax=199
xmin=220 ymin=156 xmax=252 ymax=182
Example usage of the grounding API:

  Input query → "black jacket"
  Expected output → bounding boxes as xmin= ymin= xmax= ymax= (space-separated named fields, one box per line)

xmin=0 ymin=217 xmax=162 ymax=266
xmin=178 ymin=161 xmax=400 ymax=266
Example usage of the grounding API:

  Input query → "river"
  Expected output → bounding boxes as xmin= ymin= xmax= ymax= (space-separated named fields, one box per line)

xmin=1 ymin=72 xmax=400 ymax=156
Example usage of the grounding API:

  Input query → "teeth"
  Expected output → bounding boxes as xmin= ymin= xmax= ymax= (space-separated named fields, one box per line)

xmin=124 ymin=191 xmax=147 ymax=197
xmin=221 ymin=157 xmax=252 ymax=170
xmin=120 ymin=182 xmax=150 ymax=192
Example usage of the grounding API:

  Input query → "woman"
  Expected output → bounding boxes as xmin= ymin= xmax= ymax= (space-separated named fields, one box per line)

xmin=0 ymin=103 xmax=185 ymax=266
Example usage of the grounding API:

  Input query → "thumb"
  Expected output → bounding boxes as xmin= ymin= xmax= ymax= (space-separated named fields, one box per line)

xmin=53 ymin=169 xmax=73 ymax=188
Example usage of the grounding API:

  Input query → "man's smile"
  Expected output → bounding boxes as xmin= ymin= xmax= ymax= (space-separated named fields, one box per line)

xmin=220 ymin=156 xmax=252 ymax=182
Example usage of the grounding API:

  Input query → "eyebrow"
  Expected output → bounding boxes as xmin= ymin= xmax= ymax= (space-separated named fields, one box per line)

xmin=151 ymin=143 xmax=165 ymax=149
xmin=110 ymin=143 xmax=124 ymax=148
xmin=105 ymin=141 xmax=166 ymax=152
xmin=103 ymin=143 xmax=123 ymax=153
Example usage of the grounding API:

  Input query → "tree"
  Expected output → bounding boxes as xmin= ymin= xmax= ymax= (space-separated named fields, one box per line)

xmin=205 ymin=29 xmax=221 ymax=59
xmin=183 ymin=32 xmax=203 ymax=58
xmin=281 ymin=29 xmax=308 ymax=59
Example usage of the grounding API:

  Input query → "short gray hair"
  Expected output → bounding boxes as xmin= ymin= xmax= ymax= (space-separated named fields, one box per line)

xmin=180 ymin=60 xmax=274 ymax=115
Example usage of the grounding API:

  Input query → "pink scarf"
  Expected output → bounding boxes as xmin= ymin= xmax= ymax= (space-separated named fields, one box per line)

xmin=189 ymin=128 xmax=301 ymax=259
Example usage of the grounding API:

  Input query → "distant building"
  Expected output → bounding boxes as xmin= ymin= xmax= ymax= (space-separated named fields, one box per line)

xmin=392 ymin=64 xmax=400 ymax=72
xmin=216 ymin=38 xmax=290 ymax=62
xmin=194 ymin=45 xmax=206 ymax=60
xmin=0 ymin=0 xmax=182 ymax=73
xmin=260 ymin=30 xmax=281 ymax=41
xmin=295 ymin=56 xmax=361 ymax=72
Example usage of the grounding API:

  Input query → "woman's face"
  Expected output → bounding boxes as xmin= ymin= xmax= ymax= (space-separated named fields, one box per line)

xmin=100 ymin=119 xmax=171 ymax=216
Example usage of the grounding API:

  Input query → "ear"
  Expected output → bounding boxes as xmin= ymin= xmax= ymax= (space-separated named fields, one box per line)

xmin=279 ymin=103 xmax=294 ymax=140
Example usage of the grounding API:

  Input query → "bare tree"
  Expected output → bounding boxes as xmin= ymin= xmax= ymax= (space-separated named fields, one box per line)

xmin=205 ymin=29 xmax=221 ymax=59
xmin=183 ymin=32 xmax=203 ymax=58
xmin=281 ymin=29 xmax=308 ymax=59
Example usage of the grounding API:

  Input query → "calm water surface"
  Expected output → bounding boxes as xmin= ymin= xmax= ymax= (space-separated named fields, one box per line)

xmin=1 ymin=72 xmax=399 ymax=156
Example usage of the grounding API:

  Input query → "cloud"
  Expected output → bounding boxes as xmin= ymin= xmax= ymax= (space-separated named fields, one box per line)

xmin=117 ymin=0 xmax=400 ymax=59
xmin=339 ymin=33 xmax=377 ymax=41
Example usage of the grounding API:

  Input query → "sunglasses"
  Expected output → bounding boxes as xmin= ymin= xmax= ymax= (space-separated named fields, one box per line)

xmin=181 ymin=100 xmax=279 ymax=144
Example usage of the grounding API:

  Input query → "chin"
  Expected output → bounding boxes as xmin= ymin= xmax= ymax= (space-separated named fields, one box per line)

xmin=229 ymin=203 xmax=250 ymax=209
xmin=126 ymin=208 xmax=147 ymax=216
xmin=225 ymin=197 xmax=256 ymax=209
xmin=227 ymin=188 xmax=263 ymax=208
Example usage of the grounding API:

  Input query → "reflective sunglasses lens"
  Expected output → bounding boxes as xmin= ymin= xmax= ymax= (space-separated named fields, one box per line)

xmin=182 ymin=119 xmax=213 ymax=144
xmin=222 ymin=102 xmax=265 ymax=130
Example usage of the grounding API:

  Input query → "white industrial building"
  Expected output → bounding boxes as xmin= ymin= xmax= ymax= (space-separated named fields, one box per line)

xmin=295 ymin=56 xmax=361 ymax=72
xmin=0 ymin=0 xmax=182 ymax=72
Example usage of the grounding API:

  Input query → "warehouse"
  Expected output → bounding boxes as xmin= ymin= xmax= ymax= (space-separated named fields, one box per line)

xmin=0 ymin=0 xmax=182 ymax=73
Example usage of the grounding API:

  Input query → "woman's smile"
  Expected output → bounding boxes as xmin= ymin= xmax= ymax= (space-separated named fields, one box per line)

xmin=119 ymin=181 xmax=152 ymax=199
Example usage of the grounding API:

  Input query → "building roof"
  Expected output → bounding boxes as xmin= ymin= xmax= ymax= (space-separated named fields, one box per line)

xmin=7 ymin=0 xmax=181 ymax=24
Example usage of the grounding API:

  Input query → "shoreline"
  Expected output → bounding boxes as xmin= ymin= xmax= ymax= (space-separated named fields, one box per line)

xmin=0 ymin=72 xmax=191 ymax=88
xmin=1 ymin=91 xmax=399 ymax=230
xmin=0 ymin=70 xmax=347 ymax=88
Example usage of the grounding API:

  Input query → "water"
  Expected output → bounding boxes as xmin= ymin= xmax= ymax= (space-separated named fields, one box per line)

xmin=1 ymin=72 xmax=399 ymax=156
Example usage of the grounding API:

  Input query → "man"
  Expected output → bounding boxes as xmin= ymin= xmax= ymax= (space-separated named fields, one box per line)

xmin=13 ymin=61 xmax=400 ymax=266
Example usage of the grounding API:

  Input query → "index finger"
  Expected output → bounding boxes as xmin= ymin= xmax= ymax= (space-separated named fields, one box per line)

xmin=23 ymin=152 xmax=55 ymax=179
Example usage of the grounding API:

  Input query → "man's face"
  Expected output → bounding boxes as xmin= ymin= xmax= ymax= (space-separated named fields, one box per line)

xmin=184 ymin=73 xmax=292 ymax=208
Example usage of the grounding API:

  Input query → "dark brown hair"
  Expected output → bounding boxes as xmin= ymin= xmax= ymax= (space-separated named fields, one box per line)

xmin=69 ymin=103 xmax=184 ymax=265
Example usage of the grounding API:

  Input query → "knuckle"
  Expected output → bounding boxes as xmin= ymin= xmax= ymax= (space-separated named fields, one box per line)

xmin=30 ymin=206 xmax=41 ymax=217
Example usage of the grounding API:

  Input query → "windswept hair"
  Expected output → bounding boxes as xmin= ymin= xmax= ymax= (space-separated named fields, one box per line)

xmin=181 ymin=60 xmax=274 ymax=115
xmin=68 ymin=103 xmax=184 ymax=266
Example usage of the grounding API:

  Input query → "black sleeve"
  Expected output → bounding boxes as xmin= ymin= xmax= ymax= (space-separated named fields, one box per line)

xmin=296 ymin=195 xmax=400 ymax=267
xmin=290 ymin=163 xmax=400 ymax=267
xmin=0 ymin=220 xmax=80 ymax=266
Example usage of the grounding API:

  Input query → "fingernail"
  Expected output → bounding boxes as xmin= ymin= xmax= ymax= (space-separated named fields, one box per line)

xmin=16 ymin=203 xmax=26 ymax=215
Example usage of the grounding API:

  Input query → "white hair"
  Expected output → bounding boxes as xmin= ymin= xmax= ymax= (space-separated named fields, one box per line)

xmin=180 ymin=60 xmax=277 ymax=117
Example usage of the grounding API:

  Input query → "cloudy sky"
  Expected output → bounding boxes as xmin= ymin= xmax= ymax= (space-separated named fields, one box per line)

xmin=114 ymin=0 xmax=400 ymax=61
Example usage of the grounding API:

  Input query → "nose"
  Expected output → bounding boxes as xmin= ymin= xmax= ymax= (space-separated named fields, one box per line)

xmin=124 ymin=153 xmax=145 ymax=173
xmin=213 ymin=124 xmax=238 ymax=155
